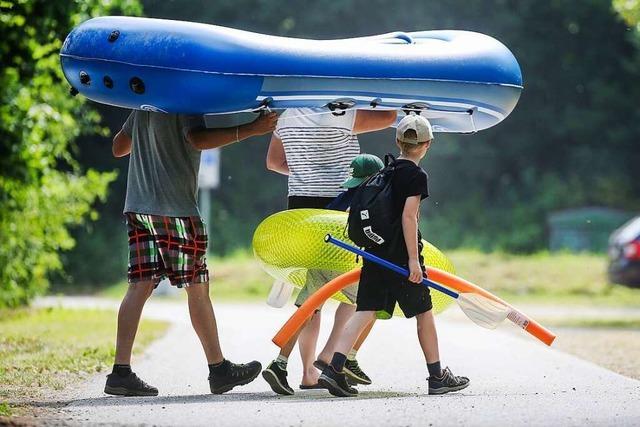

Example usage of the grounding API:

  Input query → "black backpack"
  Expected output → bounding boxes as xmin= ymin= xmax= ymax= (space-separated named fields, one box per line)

xmin=347 ymin=154 xmax=406 ymax=248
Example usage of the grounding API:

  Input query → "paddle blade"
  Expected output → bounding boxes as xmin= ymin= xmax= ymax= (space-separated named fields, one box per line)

xmin=456 ymin=293 xmax=510 ymax=329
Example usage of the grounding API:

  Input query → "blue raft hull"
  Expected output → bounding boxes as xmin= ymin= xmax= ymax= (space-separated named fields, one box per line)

xmin=60 ymin=16 xmax=523 ymax=133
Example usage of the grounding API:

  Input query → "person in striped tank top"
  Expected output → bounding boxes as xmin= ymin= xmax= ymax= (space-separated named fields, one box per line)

xmin=262 ymin=107 xmax=396 ymax=395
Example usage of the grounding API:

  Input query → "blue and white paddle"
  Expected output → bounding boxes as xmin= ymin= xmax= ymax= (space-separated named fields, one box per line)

xmin=324 ymin=234 xmax=511 ymax=329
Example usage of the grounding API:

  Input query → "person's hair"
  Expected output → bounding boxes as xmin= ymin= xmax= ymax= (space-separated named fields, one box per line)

xmin=403 ymin=129 xmax=418 ymax=140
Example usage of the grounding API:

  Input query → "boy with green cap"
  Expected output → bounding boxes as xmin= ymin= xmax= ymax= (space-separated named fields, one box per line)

xmin=326 ymin=153 xmax=385 ymax=211
xmin=305 ymin=153 xmax=385 ymax=392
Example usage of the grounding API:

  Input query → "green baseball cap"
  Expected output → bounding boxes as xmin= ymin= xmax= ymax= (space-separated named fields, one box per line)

xmin=341 ymin=154 xmax=384 ymax=188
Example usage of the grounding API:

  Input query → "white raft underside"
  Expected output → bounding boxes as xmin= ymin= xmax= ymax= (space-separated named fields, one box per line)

xmin=198 ymin=76 xmax=521 ymax=133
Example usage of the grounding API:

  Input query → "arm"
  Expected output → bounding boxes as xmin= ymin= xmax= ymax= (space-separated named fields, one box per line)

xmin=186 ymin=112 xmax=278 ymax=151
xmin=112 ymin=130 xmax=132 ymax=157
xmin=402 ymin=195 xmax=422 ymax=284
xmin=352 ymin=110 xmax=397 ymax=135
xmin=266 ymin=134 xmax=289 ymax=175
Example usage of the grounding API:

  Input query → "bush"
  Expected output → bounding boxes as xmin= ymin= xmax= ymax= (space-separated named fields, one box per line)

xmin=0 ymin=0 xmax=142 ymax=308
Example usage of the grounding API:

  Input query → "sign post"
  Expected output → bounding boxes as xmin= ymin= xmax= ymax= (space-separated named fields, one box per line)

xmin=198 ymin=148 xmax=220 ymax=253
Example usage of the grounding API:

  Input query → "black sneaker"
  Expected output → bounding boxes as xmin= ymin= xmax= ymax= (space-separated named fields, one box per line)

xmin=428 ymin=367 xmax=470 ymax=395
xmin=262 ymin=360 xmax=294 ymax=396
xmin=343 ymin=359 xmax=372 ymax=385
xmin=209 ymin=360 xmax=262 ymax=394
xmin=104 ymin=372 xmax=158 ymax=397
xmin=318 ymin=367 xmax=358 ymax=397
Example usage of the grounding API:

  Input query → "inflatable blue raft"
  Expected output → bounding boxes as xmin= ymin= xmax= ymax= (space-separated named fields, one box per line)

xmin=60 ymin=16 xmax=523 ymax=133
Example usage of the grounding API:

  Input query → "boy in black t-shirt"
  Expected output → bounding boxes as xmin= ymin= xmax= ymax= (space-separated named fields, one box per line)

xmin=318 ymin=114 xmax=470 ymax=397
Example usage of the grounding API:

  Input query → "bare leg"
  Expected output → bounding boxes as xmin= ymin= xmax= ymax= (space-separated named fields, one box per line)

xmin=278 ymin=329 xmax=299 ymax=358
xmin=114 ymin=281 xmax=155 ymax=365
xmin=276 ymin=315 xmax=315 ymax=359
xmin=186 ymin=283 xmax=224 ymax=364
xmin=317 ymin=302 xmax=355 ymax=363
xmin=416 ymin=310 xmax=440 ymax=364
xmin=332 ymin=311 xmax=377 ymax=360
xmin=298 ymin=310 xmax=322 ymax=385
xmin=353 ymin=318 xmax=376 ymax=351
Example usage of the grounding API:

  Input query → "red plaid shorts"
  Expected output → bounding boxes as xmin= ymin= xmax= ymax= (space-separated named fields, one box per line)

xmin=125 ymin=213 xmax=209 ymax=288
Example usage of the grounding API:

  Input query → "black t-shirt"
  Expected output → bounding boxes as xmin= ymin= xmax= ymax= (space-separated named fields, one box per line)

xmin=389 ymin=159 xmax=429 ymax=218
xmin=371 ymin=159 xmax=429 ymax=263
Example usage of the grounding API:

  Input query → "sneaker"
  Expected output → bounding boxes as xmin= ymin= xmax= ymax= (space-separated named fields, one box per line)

xmin=104 ymin=372 xmax=158 ymax=397
xmin=428 ymin=367 xmax=470 ymax=395
xmin=318 ymin=367 xmax=358 ymax=397
xmin=344 ymin=359 xmax=372 ymax=385
xmin=262 ymin=360 xmax=294 ymax=395
xmin=209 ymin=360 xmax=262 ymax=394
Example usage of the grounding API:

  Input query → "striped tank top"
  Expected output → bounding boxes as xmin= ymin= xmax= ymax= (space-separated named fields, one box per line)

xmin=274 ymin=108 xmax=360 ymax=198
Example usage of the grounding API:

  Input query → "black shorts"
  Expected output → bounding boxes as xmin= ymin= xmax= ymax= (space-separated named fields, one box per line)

xmin=287 ymin=196 xmax=335 ymax=210
xmin=356 ymin=257 xmax=432 ymax=319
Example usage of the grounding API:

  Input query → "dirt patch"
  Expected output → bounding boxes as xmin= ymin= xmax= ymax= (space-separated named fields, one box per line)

xmin=553 ymin=327 xmax=640 ymax=380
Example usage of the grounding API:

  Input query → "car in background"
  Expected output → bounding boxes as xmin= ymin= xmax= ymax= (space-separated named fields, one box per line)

xmin=608 ymin=216 xmax=640 ymax=288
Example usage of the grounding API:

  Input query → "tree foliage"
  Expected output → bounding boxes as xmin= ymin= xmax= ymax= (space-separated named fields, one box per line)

xmin=0 ymin=0 xmax=141 ymax=307
xmin=614 ymin=0 xmax=640 ymax=27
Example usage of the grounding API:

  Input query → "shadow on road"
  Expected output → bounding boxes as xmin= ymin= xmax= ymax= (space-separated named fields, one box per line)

xmin=24 ymin=390 xmax=421 ymax=409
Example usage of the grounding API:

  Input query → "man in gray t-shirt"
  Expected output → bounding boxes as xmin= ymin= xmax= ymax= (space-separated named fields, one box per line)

xmin=105 ymin=110 xmax=277 ymax=397
xmin=121 ymin=112 xmax=203 ymax=217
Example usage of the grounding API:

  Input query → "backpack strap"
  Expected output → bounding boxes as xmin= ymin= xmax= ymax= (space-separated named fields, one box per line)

xmin=384 ymin=153 xmax=412 ymax=173
xmin=384 ymin=153 xmax=396 ymax=167
xmin=360 ymin=153 xmax=404 ymax=188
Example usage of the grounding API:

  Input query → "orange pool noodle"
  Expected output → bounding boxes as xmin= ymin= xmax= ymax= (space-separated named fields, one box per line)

xmin=272 ymin=266 xmax=556 ymax=347
xmin=272 ymin=269 xmax=361 ymax=348
xmin=426 ymin=267 xmax=556 ymax=346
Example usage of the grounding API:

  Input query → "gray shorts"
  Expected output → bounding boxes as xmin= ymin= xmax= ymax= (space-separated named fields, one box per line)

xmin=294 ymin=269 xmax=358 ymax=307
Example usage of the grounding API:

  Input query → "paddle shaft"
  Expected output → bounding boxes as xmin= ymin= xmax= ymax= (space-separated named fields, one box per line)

xmin=325 ymin=235 xmax=459 ymax=299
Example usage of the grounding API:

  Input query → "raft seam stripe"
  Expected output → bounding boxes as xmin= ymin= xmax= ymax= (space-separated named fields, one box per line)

xmin=59 ymin=54 xmax=523 ymax=88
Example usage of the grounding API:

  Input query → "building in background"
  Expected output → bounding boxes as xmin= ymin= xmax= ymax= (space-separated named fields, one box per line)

xmin=547 ymin=207 xmax=634 ymax=252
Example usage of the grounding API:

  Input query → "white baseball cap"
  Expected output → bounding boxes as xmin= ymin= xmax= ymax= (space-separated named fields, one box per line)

xmin=396 ymin=113 xmax=433 ymax=144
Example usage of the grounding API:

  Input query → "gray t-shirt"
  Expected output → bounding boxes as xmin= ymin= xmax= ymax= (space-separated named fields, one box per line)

xmin=122 ymin=111 xmax=205 ymax=217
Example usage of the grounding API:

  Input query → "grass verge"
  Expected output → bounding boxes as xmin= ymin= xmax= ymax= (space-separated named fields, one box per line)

xmin=0 ymin=402 xmax=11 ymax=417
xmin=542 ymin=317 xmax=640 ymax=329
xmin=448 ymin=250 xmax=640 ymax=306
xmin=0 ymin=307 xmax=168 ymax=416
xmin=98 ymin=249 xmax=640 ymax=307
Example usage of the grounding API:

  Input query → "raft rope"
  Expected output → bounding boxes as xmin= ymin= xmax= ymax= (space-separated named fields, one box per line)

xmin=252 ymin=104 xmax=478 ymax=133
xmin=245 ymin=103 xmax=478 ymax=129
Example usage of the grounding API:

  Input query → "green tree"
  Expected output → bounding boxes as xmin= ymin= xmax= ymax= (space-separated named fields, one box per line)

xmin=614 ymin=0 xmax=640 ymax=28
xmin=0 ymin=0 xmax=142 ymax=307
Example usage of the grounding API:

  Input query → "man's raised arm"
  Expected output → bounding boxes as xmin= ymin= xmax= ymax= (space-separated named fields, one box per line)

xmin=187 ymin=112 xmax=278 ymax=150
xmin=353 ymin=110 xmax=397 ymax=135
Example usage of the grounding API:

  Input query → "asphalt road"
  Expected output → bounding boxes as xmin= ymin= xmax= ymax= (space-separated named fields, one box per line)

xmin=44 ymin=298 xmax=640 ymax=426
